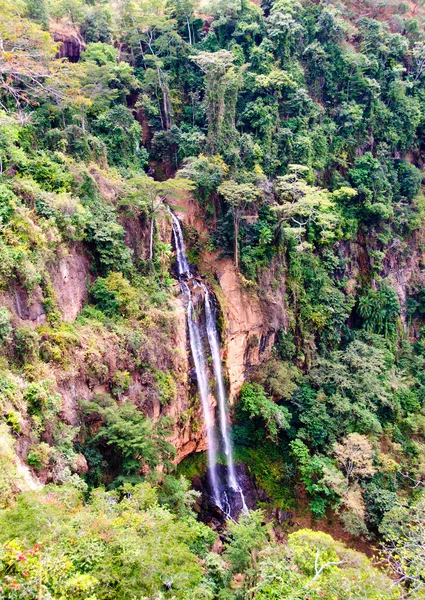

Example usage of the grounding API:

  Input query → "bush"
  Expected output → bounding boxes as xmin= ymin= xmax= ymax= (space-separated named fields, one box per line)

xmin=154 ymin=369 xmax=177 ymax=406
xmin=0 ymin=307 xmax=12 ymax=343
xmin=14 ymin=325 xmax=40 ymax=363
xmin=90 ymin=272 xmax=138 ymax=316
xmin=27 ymin=442 xmax=52 ymax=470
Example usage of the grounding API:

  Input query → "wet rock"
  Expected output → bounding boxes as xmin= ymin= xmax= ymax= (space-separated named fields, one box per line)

xmin=192 ymin=462 xmax=260 ymax=524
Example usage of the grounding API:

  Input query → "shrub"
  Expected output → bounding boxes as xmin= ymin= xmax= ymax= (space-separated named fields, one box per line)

xmin=27 ymin=442 xmax=52 ymax=470
xmin=15 ymin=325 xmax=40 ymax=364
xmin=0 ymin=307 xmax=12 ymax=344
xmin=90 ymin=272 xmax=138 ymax=316
xmin=238 ymin=382 xmax=291 ymax=441
xmin=357 ymin=283 xmax=400 ymax=339
xmin=110 ymin=370 xmax=130 ymax=398
xmin=24 ymin=381 xmax=61 ymax=417
xmin=154 ymin=369 xmax=177 ymax=406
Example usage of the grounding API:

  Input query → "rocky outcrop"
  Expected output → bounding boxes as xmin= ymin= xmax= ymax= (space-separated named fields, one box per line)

xmin=0 ymin=245 xmax=90 ymax=328
xmin=51 ymin=24 xmax=86 ymax=63
xmin=340 ymin=225 xmax=425 ymax=327
xmin=213 ymin=258 xmax=274 ymax=399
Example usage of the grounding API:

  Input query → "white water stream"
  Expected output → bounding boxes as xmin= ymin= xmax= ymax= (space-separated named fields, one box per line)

xmin=170 ymin=210 xmax=248 ymax=515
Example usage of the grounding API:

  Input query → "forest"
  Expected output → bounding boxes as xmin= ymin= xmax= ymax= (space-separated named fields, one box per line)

xmin=1 ymin=0 xmax=425 ymax=597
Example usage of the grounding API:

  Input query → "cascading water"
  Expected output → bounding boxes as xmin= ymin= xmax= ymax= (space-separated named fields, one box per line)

xmin=202 ymin=283 xmax=248 ymax=513
xmin=170 ymin=209 xmax=248 ymax=517
xmin=184 ymin=284 xmax=221 ymax=507
xmin=170 ymin=212 xmax=221 ymax=507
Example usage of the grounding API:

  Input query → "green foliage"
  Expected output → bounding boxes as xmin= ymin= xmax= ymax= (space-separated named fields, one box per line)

xmin=24 ymin=380 xmax=61 ymax=418
xmin=85 ymin=204 xmax=132 ymax=273
xmin=1 ymin=3 xmax=425 ymax=598
xmin=94 ymin=106 xmax=147 ymax=169
xmin=357 ymin=283 xmax=400 ymax=339
xmin=379 ymin=497 xmax=425 ymax=596
xmin=154 ymin=369 xmax=177 ymax=406
xmin=238 ymin=382 xmax=291 ymax=442
xmin=225 ymin=510 xmax=268 ymax=574
xmin=290 ymin=439 xmax=339 ymax=518
xmin=0 ymin=308 xmax=12 ymax=343
xmin=82 ymin=397 xmax=176 ymax=476
xmin=90 ymin=272 xmax=138 ymax=317
xmin=250 ymin=529 xmax=398 ymax=599
xmin=0 ymin=483 xmax=211 ymax=599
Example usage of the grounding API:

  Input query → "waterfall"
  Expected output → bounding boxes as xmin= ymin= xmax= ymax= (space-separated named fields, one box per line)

xmin=202 ymin=283 xmax=248 ymax=513
xmin=170 ymin=209 xmax=248 ymax=516
xmin=170 ymin=211 xmax=221 ymax=506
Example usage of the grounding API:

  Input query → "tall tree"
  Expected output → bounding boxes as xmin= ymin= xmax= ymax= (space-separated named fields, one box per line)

xmin=191 ymin=50 xmax=247 ymax=153
xmin=218 ymin=180 xmax=262 ymax=271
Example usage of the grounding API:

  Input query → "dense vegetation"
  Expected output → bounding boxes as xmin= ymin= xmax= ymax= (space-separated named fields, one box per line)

xmin=1 ymin=0 xmax=425 ymax=597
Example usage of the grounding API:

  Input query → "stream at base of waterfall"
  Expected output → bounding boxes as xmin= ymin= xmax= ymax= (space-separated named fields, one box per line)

xmin=170 ymin=210 xmax=248 ymax=520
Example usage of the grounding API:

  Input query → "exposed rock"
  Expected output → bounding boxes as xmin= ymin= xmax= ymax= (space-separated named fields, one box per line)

xmin=214 ymin=258 xmax=270 ymax=400
xmin=166 ymin=294 xmax=214 ymax=461
xmin=51 ymin=24 xmax=86 ymax=63
xmin=50 ymin=246 xmax=90 ymax=322
xmin=340 ymin=226 xmax=425 ymax=328
xmin=75 ymin=453 xmax=89 ymax=474
xmin=173 ymin=193 xmax=285 ymax=401
xmin=12 ymin=284 xmax=46 ymax=326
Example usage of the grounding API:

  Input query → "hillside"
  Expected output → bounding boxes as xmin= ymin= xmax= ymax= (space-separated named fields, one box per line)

xmin=0 ymin=0 xmax=425 ymax=597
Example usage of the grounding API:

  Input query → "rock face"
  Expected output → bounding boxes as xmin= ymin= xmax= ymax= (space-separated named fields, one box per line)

xmin=0 ymin=246 xmax=90 ymax=328
xmin=213 ymin=258 xmax=273 ymax=399
xmin=340 ymin=226 xmax=425 ymax=328
xmin=11 ymin=192 xmax=425 ymax=469
xmin=52 ymin=25 xmax=86 ymax=63
xmin=51 ymin=246 xmax=90 ymax=322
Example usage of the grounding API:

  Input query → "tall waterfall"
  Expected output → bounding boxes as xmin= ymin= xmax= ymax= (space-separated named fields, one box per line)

xmin=170 ymin=212 xmax=221 ymax=506
xmin=202 ymin=284 xmax=248 ymax=513
xmin=170 ymin=210 xmax=247 ymax=516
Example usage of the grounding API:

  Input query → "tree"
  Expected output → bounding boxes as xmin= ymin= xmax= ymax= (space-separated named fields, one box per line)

xmin=273 ymin=165 xmax=352 ymax=248
xmin=250 ymin=529 xmax=398 ymax=599
xmin=333 ymin=433 xmax=375 ymax=486
xmin=0 ymin=2 xmax=63 ymax=107
xmin=239 ymin=382 xmax=291 ymax=442
xmin=117 ymin=0 xmax=185 ymax=130
xmin=167 ymin=0 xmax=199 ymax=45
xmin=191 ymin=50 xmax=247 ymax=153
xmin=380 ymin=498 xmax=425 ymax=597
xmin=331 ymin=433 xmax=376 ymax=534
xmin=123 ymin=175 xmax=194 ymax=262
xmin=82 ymin=398 xmax=176 ymax=475
xmin=290 ymin=439 xmax=340 ymax=518
xmin=357 ymin=284 xmax=400 ymax=339
xmin=217 ymin=179 xmax=262 ymax=271
xmin=225 ymin=510 xmax=267 ymax=574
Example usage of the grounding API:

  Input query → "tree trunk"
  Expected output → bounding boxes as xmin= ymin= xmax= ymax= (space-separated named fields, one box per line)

xmin=161 ymin=77 xmax=172 ymax=131
xmin=234 ymin=216 xmax=239 ymax=272
xmin=149 ymin=216 xmax=155 ymax=261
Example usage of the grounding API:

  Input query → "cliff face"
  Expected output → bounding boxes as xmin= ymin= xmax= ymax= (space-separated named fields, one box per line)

xmin=9 ymin=194 xmax=425 ymax=471
xmin=339 ymin=225 xmax=425 ymax=327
